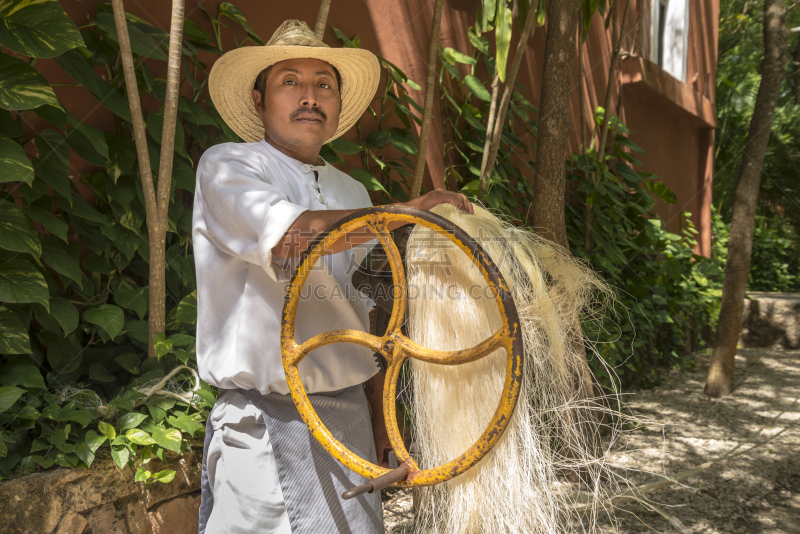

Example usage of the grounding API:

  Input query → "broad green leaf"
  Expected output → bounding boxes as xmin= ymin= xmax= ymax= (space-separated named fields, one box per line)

xmin=65 ymin=128 xmax=108 ymax=167
xmin=167 ymin=414 xmax=200 ymax=436
xmin=385 ymin=128 xmax=418 ymax=155
xmin=40 ymin=236 xmax=82 ymax=287
xmin=89 ymin=363 xmax=115 ymax=382
xmin=115 ymin=353 xmax=141 ymax=374
xmin=25 ymin=204 xmax=68 ymax=242
xmin=111 ymin=445 xmax=129 ymax=469
xmin=0 ymin=200 xmax=41 ymax=257
xmin=443 ymin=47 xmax=477 ymax=66
xmin=153 ymin=334 xmax=173 ymax=359
xmin=33 ymin=104 xmax=66 ymax=130
xmin=327 ymin=138 xmax=362 ymax=155
xmin=0 ymin=386 xmax=25 ymax=413
xmin=0 ymin=0 xmax=84 ymax=58
xmin=134 ymin=466 xmax=151 ymax=481
xmin=84 ymin=430 xmax=107 ymax=453
xmin=183 ymin=18 xmax=211 ymax=43
xmin=0 ymin=138 xmax=33 ymax=185
xmin=48 ymin=297 xmax=78 ymax=335
xmin=644 ymin=180 xmax=678 ymax=205
xmin=54 ymin=50 xmax=132 ymax=121
xmin=146 ymin=108 xmax=188 ymax=162
xmin=463 ymin=75 xmax=492 ymax=102
xmin=0 ymin=259 xmax=48 ymax=309
xmin=218 ymin=2 xmax=264 ymax=45
xmin=151 ymin=427 xmax=182 ymax=453
xmin=57 ymin=409 xmax=92 ymax=427
xmin=94 ymin=13 xmax=166 ymax=60
xmin=39 ymin=332 xmax=81 ymax=373
xmin=66 ymin=113 xmax=108 ymax=158
xmin=52 ymin=194 xmax=108 ymax=226
xmin=83 ymin=304 xmax=124 ymax=340
xmin=118 ymin=412 xmax=148 ymax=430
xmin=0 ymin=307 xmax=31 ymax=354
xmin=168 ymin=333 xmax=195 ymax=347
xmin=98 ymin=421 xmax=116 ymax=441
xmin=173 ymin=290 xmax=197 ymax=326
xmin=115 ymin=286 xmax=147 ymax=320
xmin=150 ymin=469 xmax=176 ymax=483
xmin=0 ymin=52 xmax=58 ymax=110
xmin=74 ymin=442 xmax=95 ymax=467
xmin=0 ymin=362 xmax=44 ymax=388
xmin=350 ymin=168 xmax=389 ymax=195
xmin=495 ymin=0 xmax=512 ymax=82
xmin=125 ymin=428 xmax=155 ymax=446
xmin=178 ymin=96 xmax=216 ymax=126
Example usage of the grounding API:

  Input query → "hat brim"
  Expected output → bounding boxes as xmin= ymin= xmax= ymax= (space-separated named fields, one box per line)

xmin=209 ymin=46 xmax=380 ymax=144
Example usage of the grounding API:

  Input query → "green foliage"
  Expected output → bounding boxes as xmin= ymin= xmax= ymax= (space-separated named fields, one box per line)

xmin=0 ymin=0 xmax=269 ymax=480
xmin=748 ymin=217 xmax=800 ymax=292
xmin=715 ymin=0 xmax=800 ymax=285
xmin=567 ymin=125 xmax=725 ymax=387
xmin=324 ymin=28 xmax=422 ymax=203
xmin=435 ymin=35 xmax=723 ymax=388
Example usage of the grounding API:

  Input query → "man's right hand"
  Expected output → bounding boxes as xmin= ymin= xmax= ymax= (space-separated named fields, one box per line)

xmin=405 ymin=189 xmax=474 ymax=214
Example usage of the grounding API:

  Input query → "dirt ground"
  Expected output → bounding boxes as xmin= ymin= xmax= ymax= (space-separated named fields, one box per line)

xmin=382 ymin=348 xmax=800 ymax=533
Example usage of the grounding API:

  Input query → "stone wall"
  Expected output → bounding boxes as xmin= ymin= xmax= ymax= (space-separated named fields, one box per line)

xmin=0 ymin=450 xmax=201 ymax=534
xmin=739 ymin=293 xmax=800 ymax=349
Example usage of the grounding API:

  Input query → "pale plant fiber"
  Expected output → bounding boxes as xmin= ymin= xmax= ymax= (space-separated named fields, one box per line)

xmin=406 ymin=205 xmax=621 ymax=533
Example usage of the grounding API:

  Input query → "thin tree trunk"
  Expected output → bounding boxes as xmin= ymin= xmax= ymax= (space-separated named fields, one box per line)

xmin=478 ymin=71 xmax=501 ymax=196
xmin=595 ymin=0 xmax=630 ymax=163
xmin=704 ymin=0 xmax=789 ymax=398
xmin=791 ymin=36 xmax=800 ymax=105
xmin=314 ymin=0 xmax=332 ymax=40
xmin=410 ymin=0 xmax=445 ymax=200
xmin=531 ymin=0 xmax=580 ymax=249
xmin=144 ymin=0 xmax=185 ymax=358
xmin=480 ymin=5 xmax=538 ymax=193
xmin=112 ymin=0 xmax=162 ymax=358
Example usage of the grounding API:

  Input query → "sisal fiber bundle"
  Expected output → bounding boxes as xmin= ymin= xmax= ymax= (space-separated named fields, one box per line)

xmin=406 ymin=204 xmax=616 ymax=533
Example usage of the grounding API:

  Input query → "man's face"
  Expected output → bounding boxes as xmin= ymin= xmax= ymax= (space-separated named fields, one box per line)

xmin=252 ymin=58 xmax=341 ymax=149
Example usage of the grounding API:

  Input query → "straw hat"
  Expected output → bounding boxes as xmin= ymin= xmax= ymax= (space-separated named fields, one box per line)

xmin=209 ymin=20 xmax=380 ymax=144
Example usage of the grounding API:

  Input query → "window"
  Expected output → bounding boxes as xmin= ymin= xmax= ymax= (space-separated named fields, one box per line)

xmin=651 ymin=0 xmax=689 ymax=81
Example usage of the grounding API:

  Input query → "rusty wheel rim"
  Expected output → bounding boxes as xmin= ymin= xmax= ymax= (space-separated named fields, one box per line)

xmin=281 ymin=205 xmax=524 ymax=487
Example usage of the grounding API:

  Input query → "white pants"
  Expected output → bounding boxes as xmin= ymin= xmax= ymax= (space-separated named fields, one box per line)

xmin=204 ymin=390 xmax=292 ymax=534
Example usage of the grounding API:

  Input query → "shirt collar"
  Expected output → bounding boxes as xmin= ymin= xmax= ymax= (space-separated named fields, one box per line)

xmin=257 ymin=139 xmax=328 ymax=178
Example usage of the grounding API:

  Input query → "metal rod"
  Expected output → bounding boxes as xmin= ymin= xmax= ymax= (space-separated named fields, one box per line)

xmin=341 ymin=463 xmax=411 ymax=500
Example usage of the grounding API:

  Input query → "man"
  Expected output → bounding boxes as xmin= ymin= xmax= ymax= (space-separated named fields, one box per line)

xmin=194 ymin=20 xmax=471 ymax=534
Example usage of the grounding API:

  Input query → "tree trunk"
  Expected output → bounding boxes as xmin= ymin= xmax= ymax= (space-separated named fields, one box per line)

xmin=409 ymin=0 xmax=445 ymax=200
xmin=531 ymin=0 xmax=579 ymax=249
xmin=704 ymin=0 xmax=789 ymax=398
xmin=314 ymin=0 xmax=332 ymax=40
xmin=790 ymin=36 xmax=800 ymax=106
xmin=113 ymin=0 xmax=184 ymax=357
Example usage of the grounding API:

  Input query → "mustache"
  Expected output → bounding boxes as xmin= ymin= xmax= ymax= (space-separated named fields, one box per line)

xmin=290 ymin=107 xmax=326 ymax=121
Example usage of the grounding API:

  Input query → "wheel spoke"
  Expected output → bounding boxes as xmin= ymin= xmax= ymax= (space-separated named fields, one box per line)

xmin=289 ymin=329 xmax=383 ymax=366
xmin=382 ymin=348 xmax=414 ymax=466
xmin=394 ymin=327 xmax=509 ymax=365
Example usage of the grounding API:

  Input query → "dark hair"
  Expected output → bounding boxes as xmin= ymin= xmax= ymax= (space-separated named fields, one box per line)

xmin=253 ymin=63 xmax=342 ymax=107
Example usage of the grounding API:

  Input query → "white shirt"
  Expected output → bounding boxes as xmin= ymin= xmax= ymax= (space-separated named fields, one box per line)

xmin=192 ymin=139 xmax=378 ymax=395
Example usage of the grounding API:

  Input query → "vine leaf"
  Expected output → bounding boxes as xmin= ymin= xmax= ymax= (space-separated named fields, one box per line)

xmin=0 ymin=138 xmax=33 ymax=185
xmin=0 ymin=260 xmax=49 ymax=309
xmin=0 ymin=0 xmax=85 ymax=58
xmin=0 ymin=52 xmax=58 ymax=110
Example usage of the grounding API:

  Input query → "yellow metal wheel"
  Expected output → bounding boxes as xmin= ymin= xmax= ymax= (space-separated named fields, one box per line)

xmin=281 ymin=205 xmax=524 ymax=489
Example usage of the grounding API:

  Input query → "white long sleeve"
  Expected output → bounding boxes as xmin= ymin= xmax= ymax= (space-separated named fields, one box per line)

xmin=192 ymin=140 xmax=378 ymax=395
